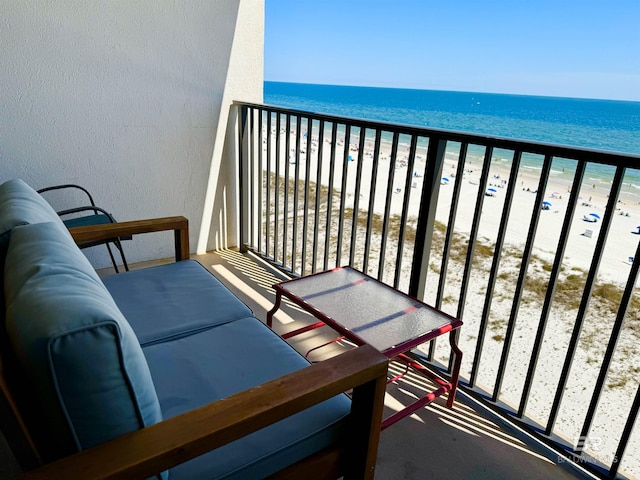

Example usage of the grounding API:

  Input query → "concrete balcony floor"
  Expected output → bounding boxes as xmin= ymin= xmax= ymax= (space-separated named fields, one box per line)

xmin=188 ymin=249 xmax=594 ymax=480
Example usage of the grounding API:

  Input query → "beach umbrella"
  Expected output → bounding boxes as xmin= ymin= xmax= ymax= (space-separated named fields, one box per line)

xmin=441 ymin=177 xmax=449 ymax=184
xmin=589 ymin=213 xmax=600 ymax=219
xmin=542 ymin=201 xmax=552 ymax=206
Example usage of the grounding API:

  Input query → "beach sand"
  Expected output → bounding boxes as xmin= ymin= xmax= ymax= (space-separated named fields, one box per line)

xmin=262 ymin=125 xmax=640 ymax=477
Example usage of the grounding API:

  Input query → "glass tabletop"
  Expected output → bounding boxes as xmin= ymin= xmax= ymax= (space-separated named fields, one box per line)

xmin=278 ymin=267 xmax=458 ymax=353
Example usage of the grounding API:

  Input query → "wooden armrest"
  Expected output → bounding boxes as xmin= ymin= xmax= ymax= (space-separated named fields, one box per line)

xmin=68 ymin=216 xmax=189 ymax=261
xmin=20 ymin=345 xmax=388 ymax=480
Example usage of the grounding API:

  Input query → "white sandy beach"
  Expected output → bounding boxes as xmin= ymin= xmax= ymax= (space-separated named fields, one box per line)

xmin=262 ymin=126 xmax=640 ymax=477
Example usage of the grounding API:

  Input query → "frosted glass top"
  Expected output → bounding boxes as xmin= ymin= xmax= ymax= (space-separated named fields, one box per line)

xmin=280 ymin=267 xmax=456 ymax=352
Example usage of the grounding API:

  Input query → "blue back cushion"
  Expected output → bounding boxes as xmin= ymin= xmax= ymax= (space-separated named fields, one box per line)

xmin=0 ymin=178 xmax=62 ymax=238
xmin=4 ymin=222 xmax=162 ymax=460
xmin=0 ymin=179 xmax=64 ymax=324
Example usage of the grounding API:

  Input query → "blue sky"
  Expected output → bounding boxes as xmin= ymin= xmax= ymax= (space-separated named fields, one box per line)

xmin=265 ymin=0 xmax=640 ymax=101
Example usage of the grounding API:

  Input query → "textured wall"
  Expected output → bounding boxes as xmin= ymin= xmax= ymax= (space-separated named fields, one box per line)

xmin=0 ymin=0 xmax=264 ymax=266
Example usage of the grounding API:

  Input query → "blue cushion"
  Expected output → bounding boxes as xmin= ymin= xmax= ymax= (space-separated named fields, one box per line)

xmin=0 ymin=179 xmax=66 ymax=326
xmin=103 ymin=260 xmax=253 ymax=346
xmin=63 ymin=213 xmax=113 ymax=228
xmin=4 ymin=222 xmax=162 ymax=460
xmin=143 ymin=317 xmax=351 ymax=480
xmin=0 ymin=179 xmax=62 ymax=236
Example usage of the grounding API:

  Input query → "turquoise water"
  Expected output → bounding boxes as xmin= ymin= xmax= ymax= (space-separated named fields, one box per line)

xmin=264 ymin=81 xmax=640 ymax=187
xmin=264 ymin=82 xmax=640 ymax=155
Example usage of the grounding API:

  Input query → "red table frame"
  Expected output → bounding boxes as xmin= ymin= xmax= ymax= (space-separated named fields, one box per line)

xmin=267 ymin=267 xmax=463 ymax=430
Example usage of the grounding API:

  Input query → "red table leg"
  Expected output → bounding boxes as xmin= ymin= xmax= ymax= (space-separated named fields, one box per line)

xmin=447 ymin=329 xmax=463 ymax=408
xmin=266 ymin=291 xmax=282 ymax=328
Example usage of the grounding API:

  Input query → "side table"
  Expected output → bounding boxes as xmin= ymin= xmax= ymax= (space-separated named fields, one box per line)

xmin=267 ymin=266 xmax=463 ymax=429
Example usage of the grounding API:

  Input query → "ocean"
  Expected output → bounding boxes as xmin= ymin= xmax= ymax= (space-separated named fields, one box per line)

xmin=264 ymin=81 xmax=640 ymax=190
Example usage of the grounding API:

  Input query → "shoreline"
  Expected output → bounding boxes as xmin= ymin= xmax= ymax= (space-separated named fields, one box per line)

xmin=287 ymin=126 xmax=640 ymax=284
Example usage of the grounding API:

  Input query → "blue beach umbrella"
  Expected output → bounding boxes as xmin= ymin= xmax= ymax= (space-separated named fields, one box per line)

xmin=589 ymin=213 xmax=600 ymax=219
xmin=542 ymin=201 xmax=552 ymax=206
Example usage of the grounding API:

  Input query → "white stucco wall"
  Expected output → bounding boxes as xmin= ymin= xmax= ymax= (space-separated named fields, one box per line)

xmin=0 ymin=0 xmax=264 ymax=266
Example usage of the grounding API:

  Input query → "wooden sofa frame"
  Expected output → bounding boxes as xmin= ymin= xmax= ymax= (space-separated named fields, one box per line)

xmin=0 ymin=216 xmax=388 ymax=480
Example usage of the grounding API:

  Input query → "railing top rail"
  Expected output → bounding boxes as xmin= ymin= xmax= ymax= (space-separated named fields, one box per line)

xmin=234 ymin=101 xmax=640 ymax=167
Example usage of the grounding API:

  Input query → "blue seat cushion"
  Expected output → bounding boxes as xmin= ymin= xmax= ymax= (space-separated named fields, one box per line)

xmin=62 ymin=213 xmax=113 ymax=228
xmin=3 ymin=222 xmax=162 ymax=460
xmin=143 ymin=317 xmax=351 ymax=480
xmin=103 ymin=260 xmax=253 ymax=346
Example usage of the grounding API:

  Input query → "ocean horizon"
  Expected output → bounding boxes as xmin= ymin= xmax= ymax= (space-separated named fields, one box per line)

xmin=264 ymin=81 xmax=640 ymax=156
xmin=264 ymin=80 xmax=640 ymax=192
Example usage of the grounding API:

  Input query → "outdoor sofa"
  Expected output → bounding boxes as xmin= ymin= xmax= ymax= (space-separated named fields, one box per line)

xmin=0 ymin=178 xmax=388 ymax=479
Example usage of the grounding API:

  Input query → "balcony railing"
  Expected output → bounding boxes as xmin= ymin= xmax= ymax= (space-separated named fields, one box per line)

xmin=236 ymin=101 xmax=640 ymax=479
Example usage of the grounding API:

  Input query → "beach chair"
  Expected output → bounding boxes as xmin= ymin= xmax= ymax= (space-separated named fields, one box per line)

xmin=37 ymin=184 xmax=129 ymax=272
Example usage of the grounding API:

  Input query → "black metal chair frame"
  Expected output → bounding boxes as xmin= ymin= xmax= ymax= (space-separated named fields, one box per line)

xmin=37 ymin=184 xmax=129 ymax=273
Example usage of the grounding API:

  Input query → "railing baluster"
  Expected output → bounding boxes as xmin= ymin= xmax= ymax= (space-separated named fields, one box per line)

xmin=238 ymin=105 xmax=249 ymax=252
xmin=429 ymin=143 xmax=468 ymax=363
xmin=324 ymin=123 xmax=338 ymax=271
xmin=378 ymin=131 xmax=399 ymax=282
xmin=409 ymin=136 xmax=447 ymax=300
xmin=363 ymin=129 xmax=382 ymax=275
xmin=394 ymin=134 xmax=418 ymax=291
xmin=518 ymin=160 xmax=586 ymax=416
xmin=265 ymin=111 xmax=272 ymax=259
xmin=282 ymin=115 xmax=291 ymax=270
xmin=456 ymin=146 xmax=493 ymax=320
xmin=447 ymin=145 xmax=493 ymax=375
xmin=336 ymin=125 xmax=351 ymax=267
xmin=273 ymin=113 xmax=281 ymax=263
xmin=312 ymin=120 xmax=325 ymax=274
xmin=349 ymin=128 xmax=367 ymax=267
xmin=546 ymin=165 xmax=627 ymax=435
xmin=256 ymin=109 xmax=263 ymax=254
xmin=468 ymin=150 xmax=521 ymax=387
xmin=252 ymin=109 xmax=259 ymax=248
xmin=435 ymin=143 xmax=466 ymax=309
xmin=610 ymin=368 xmax=640 ymax=478
xmin=576 ymin=167 xmax=627 ymax=452
xmin=301 ymin=118 xmax=312 ymax=276
xmin=291 ymin=115 xmax=301 ymax=274
xmin=492 ymin=154 xmax=552 ymax=402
